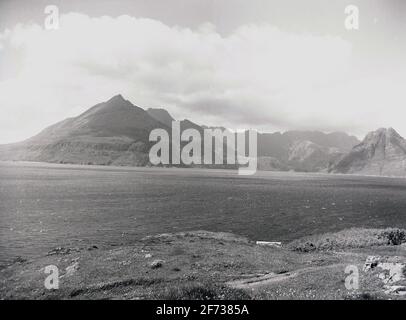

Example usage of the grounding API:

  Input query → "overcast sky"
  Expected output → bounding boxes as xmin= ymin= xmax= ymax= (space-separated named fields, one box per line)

xmin=0 ymin=0 xmax=405 ymax=143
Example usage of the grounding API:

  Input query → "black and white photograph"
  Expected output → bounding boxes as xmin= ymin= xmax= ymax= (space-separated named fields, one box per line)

xmin=1 ymin=0 xmax=406 ymax=308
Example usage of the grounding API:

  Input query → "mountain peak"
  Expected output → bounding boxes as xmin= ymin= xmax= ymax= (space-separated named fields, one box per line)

xmin=359 ymin=127 xmax=406 ymax=154
xmin=103 ymin=94 xmax=134 ymax=107
xmin=364 ymin=127 xmax=403 ymax=144
xmin=373 ymin=127 xmax=399 ymax=135
xmin=330 ymin=127 xmax=406 ymax=176
xmin=108 ymin=94 xmax=126 ymax=102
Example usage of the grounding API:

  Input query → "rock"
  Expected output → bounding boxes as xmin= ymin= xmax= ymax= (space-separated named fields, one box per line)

xmin=384 ymin=285 xmax=406 ymax=296
xmin=145 ymin=253 xmax=152 ymax=258
xmin=149 ymin=259 xmax=165 ymax=269
xmin=363 ymin=256 xmax=381 ymax=271
xmin=377 ymin=262 xmax=405 ymax=284
xmin=65 ymin=262 xmax=79 ymax=277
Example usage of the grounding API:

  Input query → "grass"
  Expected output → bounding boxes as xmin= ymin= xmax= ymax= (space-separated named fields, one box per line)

xmin=156 ymin=282 xmax=251 ymax=300
xmin=345 ymin=292 xmax=379 ymax=300
xmin=69 ymin=277 xmax=165 ymax=297
xmin=2 ymin=228 xmax=406 ymax=300
xmin=288 ymin=228 xmax=406 ymax=252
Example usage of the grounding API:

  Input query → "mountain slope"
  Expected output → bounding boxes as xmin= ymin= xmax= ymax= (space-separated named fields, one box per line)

xmin=0 ymin=95 xmax=167 ymax=165
xmin=287 ymin=140 xmax=341 ymax=172
xmin=330 ymin=128 xmax=406 ymax=176
xmin=147 ymin=108 xmax=175 ymax=127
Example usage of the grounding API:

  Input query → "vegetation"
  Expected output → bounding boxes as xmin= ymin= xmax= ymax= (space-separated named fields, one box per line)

xmin=379 ymin=229 xmax=406 ymax=246
xmin=2 ymin=229 xmax=406 ymax=300
xmin=157 ymin=282 xmax=251 ymax=300
xmin=289 ymin=228 xmax=406 ymax=252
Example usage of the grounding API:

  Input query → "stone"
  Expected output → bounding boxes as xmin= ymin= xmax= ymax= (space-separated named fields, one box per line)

xmin=384 ymin=285 xmax=406 ymax=296
xmin=150 ymin=259 xmax=165 ymax=269
xmin=377 ymin=262 xmax=405 ymax=284
xmin=363 ymin=255 xmax=381 ymax=271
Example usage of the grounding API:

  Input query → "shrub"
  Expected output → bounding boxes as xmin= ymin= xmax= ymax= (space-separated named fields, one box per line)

xmin=379 ymin=228 xmax=406 ymax=245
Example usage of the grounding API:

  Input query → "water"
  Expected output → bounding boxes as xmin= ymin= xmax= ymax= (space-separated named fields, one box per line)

xmin=1 ymin=161 xmax=406 ymax=265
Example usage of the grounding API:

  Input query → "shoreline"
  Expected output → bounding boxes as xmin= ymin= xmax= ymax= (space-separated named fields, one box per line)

xmin=1 ymin=160 xmax=406 ymax=180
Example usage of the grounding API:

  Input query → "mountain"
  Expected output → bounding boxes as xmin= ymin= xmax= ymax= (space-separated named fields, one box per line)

xmin=286 ymin=140 xmax=341 ymax=172
xmin=147 ymin=108 xmax=174 ymax=127
xmin=330 ymin=128 xmax=406 ymax=176
xmin=0 ymin=94 xmax=362 ymax=172
xmin=256 ymin=131 xmax=359 ymax=172
xmin=0 ymin=95 xmax=167 ymax=166
xmin=180 ymin=119 xmax=204 ymax=132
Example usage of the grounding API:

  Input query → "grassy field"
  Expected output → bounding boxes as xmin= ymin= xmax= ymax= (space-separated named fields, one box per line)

xmin=1 ymin=228 xmax=406 ymax=300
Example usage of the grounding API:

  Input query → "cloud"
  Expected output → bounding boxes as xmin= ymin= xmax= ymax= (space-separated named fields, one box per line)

xmin=0 ymin=13 xmax=405 ymax=143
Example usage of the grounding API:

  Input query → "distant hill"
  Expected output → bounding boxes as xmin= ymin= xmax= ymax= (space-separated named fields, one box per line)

xmin=329 ymin=128 xmax=406 ymax=176
xmin=0 ymin=94 xmax=363 ymax=172
xmin=257 ymin=131 xmax=358 ymax=158
xmin=286 ymin=140 xmax=341 ymax=172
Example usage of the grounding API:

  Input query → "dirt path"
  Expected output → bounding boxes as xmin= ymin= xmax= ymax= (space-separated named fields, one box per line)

xmin=227 ymin=263 xmax=347 ymax=289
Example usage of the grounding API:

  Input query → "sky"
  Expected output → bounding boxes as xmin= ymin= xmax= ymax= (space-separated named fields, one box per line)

xmin=0 ymin=0 xmax=405 ymax=143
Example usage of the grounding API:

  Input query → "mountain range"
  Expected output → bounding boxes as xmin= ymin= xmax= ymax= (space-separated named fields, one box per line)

xmin=1 ymin=95 xmax=405 ymax=176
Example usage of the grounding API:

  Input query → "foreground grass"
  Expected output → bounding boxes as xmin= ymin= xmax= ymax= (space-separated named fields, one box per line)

xmin=1 ymin=229 xmax=406 ymax=300
xmin=157 ymin=282 xmax=251 ymax=300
